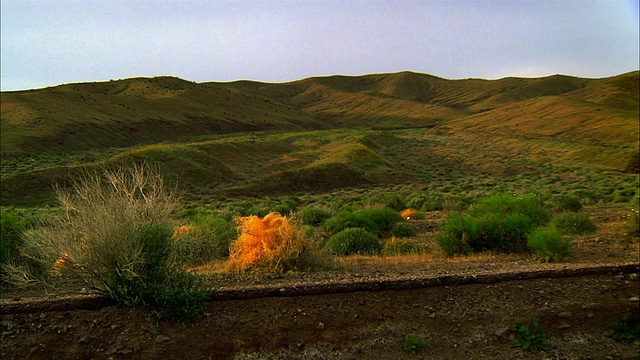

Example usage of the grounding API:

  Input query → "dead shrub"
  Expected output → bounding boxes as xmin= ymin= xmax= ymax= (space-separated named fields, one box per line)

xmin=226 ymin=212 xmax=326 ymax=273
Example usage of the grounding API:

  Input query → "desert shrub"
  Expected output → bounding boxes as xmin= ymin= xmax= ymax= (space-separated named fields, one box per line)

xmin=552 ymin=212 xmax=597 ymax=235
xmin=322 ymin=210 xmax=377 ymax=236
xmin=402 ymin=334 xmax=425 ymax=355
xmin=226 ymin=213 xmax=317 ymax=273
xmin=322 ymin=207 xmax=400 ymax=237
xmin=0 ymin=210 xmax=24 ymax=266
xmin=436 ymin=194 xmax=550 ymax=256
xmin=512 ymin=318 xmax=549 ymax=353
xmin=406 ymin=195 xmax=427 ymax=211
xmin=421 ymin=193 xmax=445 ymax=212
xmin=38 ymin=164 xmax=207 ymax=320
xmin=551 ymin=194 xmax=583 ymax=212
xmin=171 ymin=215 xmax=237 ymax=265
xmin=360 ymin=207 xmax=401 ymax=235
xmin=298 ymin=207 xmax=332 ymax=226
xmin=436 ymin=213 xmax=473 ymax=256
xmin=324 ymin=228 xmax=381 ymax=255
xmin=391 ymin=222 xmax=416 ymax=237
xmin=527 ymin=227 xmax=573 ymax=262
xmin=1 ymin=225 xmax=51 ymax=286
xmin=371 ymin=193 xmax=406 ymax=211
xmin=401 ymin=208 xmax=421 ymax=220
xmin=468 ymin=194 xmax=550 ymax=226
xmin=272 ymin=203 xmax=296 ymax=215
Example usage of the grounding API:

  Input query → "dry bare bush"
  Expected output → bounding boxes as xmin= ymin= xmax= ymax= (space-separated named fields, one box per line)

xmin=48 ymin=163 xmax=180 ymax=294
xmin=226 ymin=212 xmax=329 ymax=273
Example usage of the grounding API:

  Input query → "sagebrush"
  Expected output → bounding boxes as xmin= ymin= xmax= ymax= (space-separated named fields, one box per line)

xmin=34 ymin=164 xmax=207 ymax=320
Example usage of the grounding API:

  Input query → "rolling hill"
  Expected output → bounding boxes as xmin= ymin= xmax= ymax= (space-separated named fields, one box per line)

xmin=1 ymin=71 xmax=638 ymax=206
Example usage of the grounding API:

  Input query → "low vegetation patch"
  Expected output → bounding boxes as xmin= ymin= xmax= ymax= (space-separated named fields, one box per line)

xmin=171 ymin=214 xmax=237 ymax=266
xmin=610 ymin=314 xmax=640 ymax=345
xmin=382 ymin=237 xmax=424 ymax=255
xmin=527 ymin=226 xmax=573 ymax=262
xmin=324 ymin=228 xmax=381 ymax=255
xmin=322 ymin=207 xmax=400 ymax=238
xmin=297 ymin=206 xmax=332 ymax=226
xmin=402 ymin=334 xmax=425 ymax=355
xmin=436 ymin=194 xmax=550 ymax=256
xmin=552 ymin=212 xmax=597 ymax=235
xmin=512 ymin=317 xmax=549 ymax=353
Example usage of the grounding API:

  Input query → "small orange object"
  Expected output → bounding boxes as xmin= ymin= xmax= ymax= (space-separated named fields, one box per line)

xmin=53 ymin=252 xmax=70 ymax=275
xmin=401 ymin=209 xmax=419 ymax=220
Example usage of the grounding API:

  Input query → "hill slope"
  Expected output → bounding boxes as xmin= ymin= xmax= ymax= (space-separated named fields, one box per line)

xmin=2 ymin=71 xmax=638 ymax=156
xmin=1 ymin=71 xmax=637 ymax=206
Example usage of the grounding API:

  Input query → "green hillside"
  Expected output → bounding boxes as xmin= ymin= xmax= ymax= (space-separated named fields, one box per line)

xmin=1 ymin=71 xmax=638 ymax=207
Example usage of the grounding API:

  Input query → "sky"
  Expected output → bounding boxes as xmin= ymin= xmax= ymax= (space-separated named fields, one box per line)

xmin=1 ymin=0 xmax=639 ymax=91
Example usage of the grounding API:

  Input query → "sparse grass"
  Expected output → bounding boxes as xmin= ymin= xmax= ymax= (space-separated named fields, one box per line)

xmin=552 ymin=212 xmax=597 ymax=235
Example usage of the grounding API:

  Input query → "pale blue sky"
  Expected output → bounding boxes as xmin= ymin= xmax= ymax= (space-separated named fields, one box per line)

xmin=1 ymin=0 xmax=639 ymax=91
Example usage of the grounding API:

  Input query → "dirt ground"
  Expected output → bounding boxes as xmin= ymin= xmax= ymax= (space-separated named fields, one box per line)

xmin=1 ymin=206 xmax=639 ymax=359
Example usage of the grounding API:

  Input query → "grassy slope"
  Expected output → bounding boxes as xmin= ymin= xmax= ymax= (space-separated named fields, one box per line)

xmin=1 ymin=71 xmax=638 ymax=206
xmin=1 ymin=76 xmax=326 ymax=155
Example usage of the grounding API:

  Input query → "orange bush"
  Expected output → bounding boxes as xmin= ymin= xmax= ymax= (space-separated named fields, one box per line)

xmin=401 ymin=208 xmax=420 ymax=220
xmin=226 ymin=212 xmax=305 ymax=273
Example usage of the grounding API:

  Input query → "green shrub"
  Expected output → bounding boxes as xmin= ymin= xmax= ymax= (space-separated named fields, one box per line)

xmin=551 ymin=194 xmax=583 ymax=212
xmin=322 ymin=210 xmax=377 ymax=236
xmin=172 ymin=215 xmax=237 ymax=265
xmin=552 ymin=212 xmax=597 ymax=235
xmin=527 ymin=227 xmax=573 ymax=262
xmin=436 ymin=194 xmax=550 ymax=256
xmin=322 ymin=207 xmax=400 ymax=238
xmin=406 ymin=195 xmax=427 ymax=210
xmin=324 ymin=228 xmax=381 ymax=255
xmin=371 ymin=193 xmax=406 ymax=211
xmin=610 ymin=314 xmax=640 ymax=345
xmin=391 ymin=222 xmax=416 ymax=237
xmin=468 ymin=194 xmax=550 ymax=226
xmin=298 ymin=207 xmax=332 ymax=226
xmin=512 ymin=318 xmax=549 ymax=353
xmin=435 ymin=213 xmax=473 ymax=256
xmin=272 ymin=203 xmax=296 ymax=215
xmin=402 ymin=334 xmax=425 ymax=355
xmin=150 ymin=268 xmax=209 ymax=321
xmin=359 ymin=207 xmax=400 ymax=235
xmin=0 ymin=210 xmax=24 ymax=266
